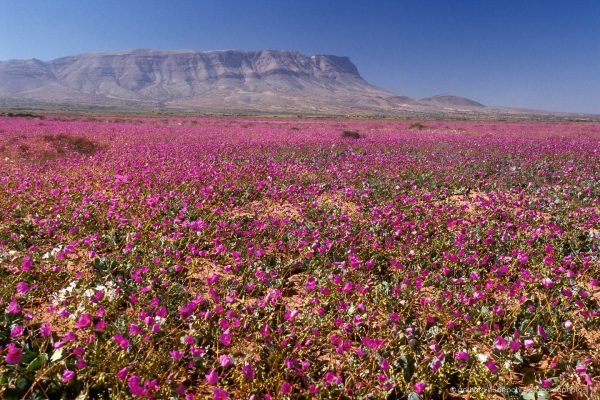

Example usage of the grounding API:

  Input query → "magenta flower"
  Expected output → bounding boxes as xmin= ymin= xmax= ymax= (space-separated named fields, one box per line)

xmin=540 ymin=379 xmax=552 ymax=389
xmin=40 ymin=322 xmax=52 ymax=337
xmin=16 ymin=282 xmax=30 ymax=295
xmin=454 ymin=351 xmax=469 ymax=363
xmin=537 ymin=325 xmax=548 ymax=340
xmin=62 ymin=369 xmax=75 ymax=383
xmin=10 ymin=325 xmax=23 ymax=338
xmin=509 ymin=340 xmax=521 ymax=351
xmin=485 ymin=360 xmax=498 ymax=373
xmin=494 ymin=336 xmax=507 ymax=350
xmin=4 ymin=343 xmax=23 ymax=364
xmin=242 ymin=363 xmax=255 ymax=381
xmin=116 ymin=367 xmax=129 ymax=380
xmin=219 ymin=354 xmax=232 ymax=368
xmin=414 ymin=381 xmax=426 ymax=394
xmin=5 ymin=298 xmax=21 ymax=315
xmin=219 ymin=330 xmax=231 ymax=346
xmin=113 ymin=333 xmax=130 ymax=349
xmin=75 ymin=313 xmax=92 ymax=329
xmin=205 ymin=369 xmax=219 ymax=386
xmin=280 ymin=381 xmax=292 ymax=395
xmin=213 ymin=388 xmax=229 ymax=400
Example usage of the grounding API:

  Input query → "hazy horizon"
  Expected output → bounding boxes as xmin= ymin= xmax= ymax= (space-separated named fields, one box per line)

xmin=1 ymin=0 xmax=599 ymax=113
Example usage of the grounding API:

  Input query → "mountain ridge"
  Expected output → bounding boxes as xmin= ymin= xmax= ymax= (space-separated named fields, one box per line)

xmin=1 ymin=49 xmax=593 ymax=118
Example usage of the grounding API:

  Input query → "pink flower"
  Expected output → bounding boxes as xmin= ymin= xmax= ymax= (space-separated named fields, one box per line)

xmin=495 ymin=336 xmax=507 ymax=350
xmin=5 ymin=298 xmax=21 ymax=315
xmin=205 ymin=369 xmax=219 ymax=386
xmin=113 ymin=333 xmax=130 ymax=349
xmin=62 ymin=369 xmax=75 ymax=383
xmin=414 ymin=381 xmax=426 ymax=394
xmin=75 ymin=313 xmax=91 ymax=329
xmin=4 ymin=343 xmax=23 ymax=364
xmin=541 ymin=278 xmax=553 ymax=289
xmin=219 ymin=354 xmax=232 ymax=368
xmin=454 ymin=351 xmax=469 ymax=363
xmin=430 ymin=358 xmax=442 ymax=372
xmin=537 ymin=325 xmax=548 ymax=340
xmin=10 ymin=325 xmax=23 ymax=338
xmin=95 ymin=320 xmax=106 ymax=331
xmin=485 ymin=360 xmax=498 ymax=373
xmin=129 ymin=323 xmax=143 ymax=336
xmin=40 ymin=322 xmax=52 ymax=337
xmin=280 ymin=381 xmax=292 ymax=395
xmin=116 ymin=367 xmax=129 ymax=380
xmin=242 ymin=363 xmax=255 ymax=381
xmin=213 ymin=388 xmax=229 ymax=400
xmin=540 ymin=379 xmax=552 ymax=389
xmin=16 ymin=282 xmax=30 ymax=295
xmin=380 ymin=358 xmax=390 ymax=371
xmin=509 ymin=340 xmax=521 ymax=351
xmin=219 ymin=330 xmax=231 ymax=346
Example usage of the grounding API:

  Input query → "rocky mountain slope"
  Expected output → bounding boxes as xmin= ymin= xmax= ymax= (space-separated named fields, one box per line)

xmin=0 ymin=49 xmax=592 ymax=118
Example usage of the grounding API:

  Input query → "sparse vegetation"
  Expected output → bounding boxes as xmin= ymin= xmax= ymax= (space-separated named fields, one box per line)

xmin=341 ymin=129 xmax=361 ymax=138
xmin=409 ymin=122 xmax=427 ymax=130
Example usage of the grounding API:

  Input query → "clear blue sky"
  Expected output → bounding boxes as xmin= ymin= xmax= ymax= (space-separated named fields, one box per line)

xmin=1 ymin=0 xmax=599 ymax=113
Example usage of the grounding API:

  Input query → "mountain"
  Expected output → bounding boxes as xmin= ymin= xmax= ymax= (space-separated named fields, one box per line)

xmin=419 ymin=94 xmax=484 ymax=108
xmin=0 ymin=49 xmax=593 ymax=118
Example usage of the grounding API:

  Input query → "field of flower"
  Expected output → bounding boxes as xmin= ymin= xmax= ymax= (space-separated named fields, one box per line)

xmin=0 ymin=115 xmax=598 ymax=399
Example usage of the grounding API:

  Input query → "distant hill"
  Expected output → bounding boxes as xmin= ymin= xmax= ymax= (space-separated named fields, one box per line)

xmin=0 ymin=49 xmax=594 ymax=119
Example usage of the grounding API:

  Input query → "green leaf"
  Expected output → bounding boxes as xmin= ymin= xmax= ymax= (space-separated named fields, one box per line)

xmin=26 ymin=355 xmax=45 ymax=371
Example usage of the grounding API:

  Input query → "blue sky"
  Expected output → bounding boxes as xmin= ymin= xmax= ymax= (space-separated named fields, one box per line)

xmin=1 ymin=0 xmax=599 ymax=113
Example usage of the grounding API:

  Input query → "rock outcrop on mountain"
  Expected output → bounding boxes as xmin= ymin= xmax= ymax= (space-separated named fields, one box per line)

xmin=0 ymin=49 xmax=591 ymax=118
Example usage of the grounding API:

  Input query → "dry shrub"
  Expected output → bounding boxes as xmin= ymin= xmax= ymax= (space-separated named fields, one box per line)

xmin=341 ymin=130 xmax=361 ymax=139
xmin=409 ymin=122 xmax=426 ymax=130
xmin=42 ymin=134 xmax=102 ymax=156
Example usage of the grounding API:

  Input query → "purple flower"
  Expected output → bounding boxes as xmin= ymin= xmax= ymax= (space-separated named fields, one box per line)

xmin=455 ymin=351 xmax=469 ymax=363
xmin=414 ymin=381 xmax=426 ymax=394
xmin=509 ymin=340 xmax=521 ymax=351
xmin=219 ymin=330 xmax=231 ymax=346
xmin=116 ymin=367 xmax=129 ymax=380
xmin=495 ymin=336 xmax=507 ymax=350
xmin=113 ymin=333 xmax=130 ymax=349
xmin=205 ymin=369 xmax=219 ymax=386
xmin=219 ymin=354 xmax=232 ymax=368
xmin=280 ymin=381 xmax=292 ymax=395
xmin=40 ymin=322 xmax=53 ymax=337
xmin=537 ymin=325 xmax=548 ymax=340
xmin=10 ymin=325 xmax=23 ymax=338
xmin=213 ymin=388 xmax=229 ymax=400
xmin=380 ymin=358 xmax=390 ymax=371
xmin=5 ymin=298 xmax=21 ymax=315
xmin=129 ymin=323 xmax=143 ymax=336
xmin=485 ymin=360 xmax=498 ymax=373
xmin=540 ymin=379 xmax=552 ymax=389
xmin=170 ymin=350 xmax=184 ymax=360
xmin=242 ymin=363 xmax=255 ymax=381
xmin=430 ymin=358 xmax=442 ymax=372
xmin=75 ymin=313 xmax=92 ymax=329
xmin=4 ymin=343 xmax=23 ymax=364
xmin=16 ymin=282 xmax=30 ymax=295
xmin=62 ymin=369 xmax=75 ymax=383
